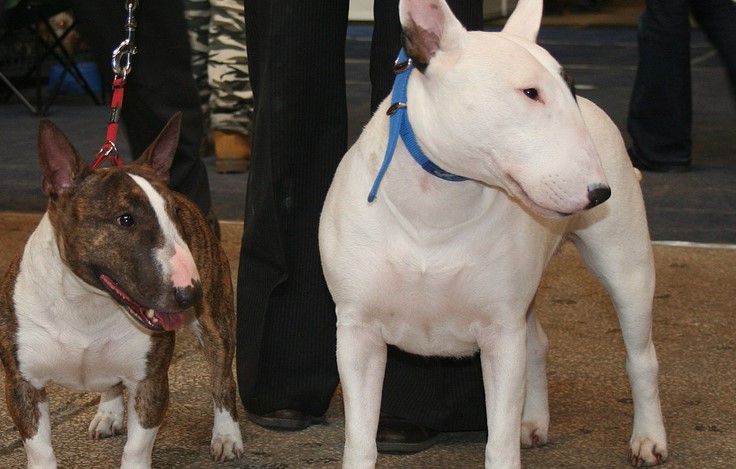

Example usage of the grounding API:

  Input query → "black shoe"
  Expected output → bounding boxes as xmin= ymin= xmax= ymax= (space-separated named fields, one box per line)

xmin=376 ymin=416 xmax=440 ymax=454
xmin=248 ymin=409 xmax=326 ymax=431
xmin=627 ymin=147 xmax=691 ymax=173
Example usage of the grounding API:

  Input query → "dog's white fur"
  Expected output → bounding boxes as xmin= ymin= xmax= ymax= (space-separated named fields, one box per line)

xmin=318 ymin=0 xmax=667 ymax=467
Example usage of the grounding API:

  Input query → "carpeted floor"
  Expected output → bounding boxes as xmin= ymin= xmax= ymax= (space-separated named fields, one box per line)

xmin=0 ymin=212 xmax=735 ymax=468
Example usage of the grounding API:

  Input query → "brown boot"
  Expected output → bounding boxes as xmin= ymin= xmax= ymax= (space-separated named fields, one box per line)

xmin=213 ymin=129 xmax=251 ymax=173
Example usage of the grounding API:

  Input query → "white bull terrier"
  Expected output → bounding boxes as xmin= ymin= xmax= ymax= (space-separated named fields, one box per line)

xmin=318 ymin=0 xmax=667 ymax=467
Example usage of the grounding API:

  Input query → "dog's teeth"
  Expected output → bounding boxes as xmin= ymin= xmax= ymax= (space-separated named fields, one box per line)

xmin=146 ymin=309 xmax=155 ymax=319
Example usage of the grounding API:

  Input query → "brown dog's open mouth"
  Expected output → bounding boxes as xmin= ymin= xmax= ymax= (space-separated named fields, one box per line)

xmin=98 ymin=273 xmax=190 ymax=332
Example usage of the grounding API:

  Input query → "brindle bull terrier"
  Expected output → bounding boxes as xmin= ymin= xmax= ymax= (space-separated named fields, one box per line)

xmin=0 ymin=113 xmax=243 ymax=468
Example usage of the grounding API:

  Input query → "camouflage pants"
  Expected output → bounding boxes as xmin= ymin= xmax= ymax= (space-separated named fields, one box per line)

xmin=184 ymin=0 xmax=252 ymax=135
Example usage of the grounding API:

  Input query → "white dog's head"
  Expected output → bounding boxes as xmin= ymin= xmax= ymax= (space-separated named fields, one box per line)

xmin=400 ymin=0 xmax=609 ymax=217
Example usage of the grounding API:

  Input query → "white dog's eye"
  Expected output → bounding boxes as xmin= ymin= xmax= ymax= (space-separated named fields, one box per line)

xmin=523 ymin=88 xmax=539 ymax=101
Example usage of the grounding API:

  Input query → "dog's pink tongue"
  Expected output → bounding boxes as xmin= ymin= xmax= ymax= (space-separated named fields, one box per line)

xmin=155 ymin=311 xmax=188 ymax=331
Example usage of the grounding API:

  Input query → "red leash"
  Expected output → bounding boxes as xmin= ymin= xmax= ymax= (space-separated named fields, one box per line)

xmin=91 ymin=76 xmax=125 ymax=168
xmin=92 ymin=0 xmax=138 ymax=169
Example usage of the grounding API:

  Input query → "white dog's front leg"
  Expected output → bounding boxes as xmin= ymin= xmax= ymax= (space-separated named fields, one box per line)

xmin=120 ymin=385 xmax=159 ymax=469
xmin=479 ymin=320 xmax=527 ymax=469
xmin=521 ymin=304 xmax=549 ymax=448
xmin=337 ymin=322 xmax=388 ymax=469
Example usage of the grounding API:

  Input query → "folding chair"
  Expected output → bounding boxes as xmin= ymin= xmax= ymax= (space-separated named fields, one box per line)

xmin=0 ymin=0 xmax=101 ymax=115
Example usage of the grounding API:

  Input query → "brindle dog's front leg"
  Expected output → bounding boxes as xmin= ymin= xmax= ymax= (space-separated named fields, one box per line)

xmin=5 ymin=375 xmax=56 ymax=469
xmin=121 ymin=332 xmax=174 ymax=469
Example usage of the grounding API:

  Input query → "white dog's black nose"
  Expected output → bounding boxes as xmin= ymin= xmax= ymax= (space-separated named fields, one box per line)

xmin=587 ymin=184 xmax=611 ymax=208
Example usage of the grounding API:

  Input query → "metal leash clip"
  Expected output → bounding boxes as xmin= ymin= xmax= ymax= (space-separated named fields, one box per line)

xmin=111 ymin=0 xmax=138 ymax=79
xmin=92 ymin=0 xmax=138 ymax=169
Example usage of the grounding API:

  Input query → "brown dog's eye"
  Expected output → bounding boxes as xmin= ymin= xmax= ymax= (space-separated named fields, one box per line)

xmin=116 ymin=214 xmax=135 ymax=227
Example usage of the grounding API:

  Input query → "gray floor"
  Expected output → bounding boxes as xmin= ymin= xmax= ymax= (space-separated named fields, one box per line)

xmin=1 ymin=12 xmax=735 ymax=469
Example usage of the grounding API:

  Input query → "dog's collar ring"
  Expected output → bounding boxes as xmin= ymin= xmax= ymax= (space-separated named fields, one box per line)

xmin=386 ymin=102 xmax=406 ymax=116
xmin=393 ymin=58 xmax=411 ymax=74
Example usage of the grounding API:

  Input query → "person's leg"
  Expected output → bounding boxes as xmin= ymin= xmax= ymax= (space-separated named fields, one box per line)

xmin=71 ymin=0 xmax=212 ymax=215
xmin=183 ymin=0 xmax=212 ymax=132
xmin=381 ymin=347 xmax=488 ymax=431
xmin=627 ymin=0 xmax=693 ymax=170
xmin=236 ymin=0 xmax=348 ymax=422
xmin=209 ymin=0 xmax=253 ymax=173
xmin=690 ymin=0 xmax=736 ymax=95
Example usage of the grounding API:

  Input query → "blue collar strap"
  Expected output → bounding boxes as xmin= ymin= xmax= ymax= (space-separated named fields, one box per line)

xmin=367 ymin=49 xmax=466 ymax=202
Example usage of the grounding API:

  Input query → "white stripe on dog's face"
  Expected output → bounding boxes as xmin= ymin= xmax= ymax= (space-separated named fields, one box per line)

xmin=128 ymin=174 xmax=200 ymax=289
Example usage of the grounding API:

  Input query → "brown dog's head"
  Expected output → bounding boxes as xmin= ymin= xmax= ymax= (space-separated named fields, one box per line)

xmin=37 ymin=113 xmax=201 ymax=332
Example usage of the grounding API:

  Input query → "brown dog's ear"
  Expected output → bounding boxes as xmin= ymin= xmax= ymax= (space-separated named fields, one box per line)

xmin=38 ymin=120 xmax=90 ymax=197
xmin=134 ymin=112 xmax=182 ymax=183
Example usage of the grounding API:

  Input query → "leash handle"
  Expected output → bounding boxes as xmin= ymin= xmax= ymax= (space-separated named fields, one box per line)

xmin=92 ymin=0 xmax=138 ymax=169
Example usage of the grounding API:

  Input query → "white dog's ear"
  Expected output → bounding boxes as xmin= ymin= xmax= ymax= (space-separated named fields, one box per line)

xmin=501 ymin=0 xmax=543 ymax=42
xmin=399 ymin=0 xmax=466 ymax=70
xmin=134 ymin=112 xmax=182 ymax=183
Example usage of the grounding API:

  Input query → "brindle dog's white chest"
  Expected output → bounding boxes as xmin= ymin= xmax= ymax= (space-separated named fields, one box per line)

xmin=13 ymin=217 xmax=153 ymax=393
xmin=16 ymin=314 xmax=152 ymax=393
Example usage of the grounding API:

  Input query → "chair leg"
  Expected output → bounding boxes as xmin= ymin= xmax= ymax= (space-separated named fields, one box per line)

xmin=0 ymin=71 xmax=38 ymax=115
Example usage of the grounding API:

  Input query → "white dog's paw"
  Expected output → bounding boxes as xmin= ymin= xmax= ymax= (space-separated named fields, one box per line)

xmin=88 ymin=409 xmax=124 ymax=439
xmin=629 ymin=436 xmax=667 ymax=467
xmin=211 ymin=433 xmax=244 ymax=462
xmin=520 ymin=421 xmax=548 ymax=449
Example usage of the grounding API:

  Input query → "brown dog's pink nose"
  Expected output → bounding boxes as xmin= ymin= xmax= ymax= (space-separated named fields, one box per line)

xmin=587 ymin=184 xmax=611 ymax=209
